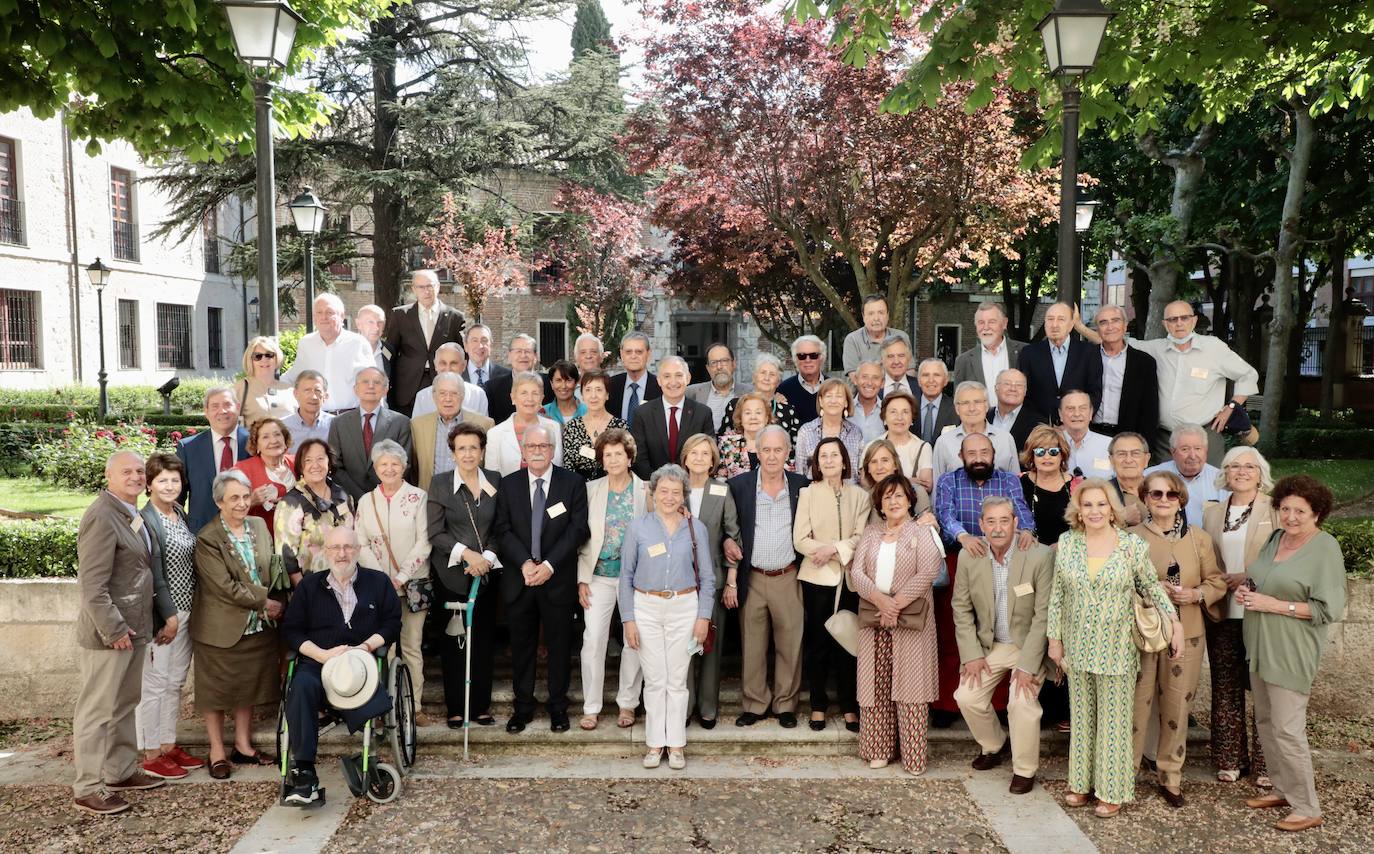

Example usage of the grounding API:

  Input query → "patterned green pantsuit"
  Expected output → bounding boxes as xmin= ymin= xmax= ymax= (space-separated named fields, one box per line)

xmin=1067 ymin=670 xmax=1137 ymax=805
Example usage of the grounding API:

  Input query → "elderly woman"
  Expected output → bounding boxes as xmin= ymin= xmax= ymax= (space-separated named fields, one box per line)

xmin=850 ymin=474 xmax=944 ymax=775
xmin=794 ymin=438 xmax=870 ymax=732
xmin=860 ymin=439 xmax=935 ymax=520
xmin=680 ymin=433 xmax=742 ymax=729
xmin=794 ymin=379 xmax=866 ymax=485
xmin=620 ymin=464 xmax=715 ymax=770
xmin=718 ymin=353 xmax=801 ymax=441
xmin=1235 ymin=475 xmax=1347 ymax=833
xmin=716 ymin=392 xmax=781 ymax=479
xmin=233 ymin=417 xmax=295 ymax=539
xmin=136 ymin=454 xmax=202 ymax=779
xmin=563 ymin=370 xmax=626 ymax=481
xmin=427 ymin=423 xmax=502 ymax=729
xmin=486 ymin=371 xmax=563 ymax=475
xmin=1021 ymin=424 xmax=1074 ymax=549
xmin=1201 ymin=447 xmax=1276 ymax=786
xmin=237 ymin=336 xmax=296 ymax=426
xmin=192 ymin=470 xmax=284 ymax=780
xmin=354 ymin=439 xmax=432 ymax=717
xmin=1048 ymin=479 xmax=1182 ymax=818
xmin=1128 ymin=470 xmax=1227 ymax=808
xmin=872 ymin=392 xmax=934 ymax=493
xmin=577 ymin=428 xmax=647 ymax=730
xmin=275 ymin=438 xmax=355 ymax=583
xmin=543 ymin=359 xmax=587 ymax=426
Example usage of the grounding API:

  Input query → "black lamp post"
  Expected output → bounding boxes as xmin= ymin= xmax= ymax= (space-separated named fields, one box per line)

xmin=288 ymin=186 xmax=326 ymax=332
xmin=220 ymin=0 xmax=304 ymax=336
xmin=86 ymin=258 xmax=111 ymax=419
xmin=1037 ymin=0 xmax=1114 ymax=306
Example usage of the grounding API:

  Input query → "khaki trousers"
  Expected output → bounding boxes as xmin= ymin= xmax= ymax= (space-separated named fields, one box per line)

xmin=1132 ymin=637 xmax=1204 ymax=789
xmin=1253 ymin=677 xmax=1321 ymax=817
xmin=953 ymin=642 xmax=1046 ymax=778
xmin=740 ymin=570 xmax=803 ymax=715
xmin=390 ymin=606 xmax=427 ymax=708
xmin=72 ymin=645 xmax=145 ymax=798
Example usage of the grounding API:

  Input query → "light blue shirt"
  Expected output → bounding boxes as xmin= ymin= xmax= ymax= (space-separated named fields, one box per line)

xmin=1144 ymin=459 xmax=1230 ymax=526
xmin=621 ymin=374 xmax=648 ymax=422
xmin=618 ymin=512 xmax=716 ymax=621
xmin=284 ymin=410 xmax=335 ymax=453
xmin=1049 ymin=340 xmax=1069 ymax=385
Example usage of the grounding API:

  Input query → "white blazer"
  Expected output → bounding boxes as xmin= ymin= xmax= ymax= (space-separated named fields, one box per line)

xmin=355 ymin=482 xmax=432 ymax=583
xmin=577 ymin=475 xmax=648 ymax=584
xmin=484 ymin=415 xmax=563 ymax=475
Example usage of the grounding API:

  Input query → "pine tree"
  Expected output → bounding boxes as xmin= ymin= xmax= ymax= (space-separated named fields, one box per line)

xmin=571 ymin=0 xmax=613 ymax=58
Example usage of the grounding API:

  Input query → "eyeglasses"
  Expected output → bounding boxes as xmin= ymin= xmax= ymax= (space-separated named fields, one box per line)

xmin=1147 ymin=489 xmax=1181 ymax=501
xmin=1164 ymin=314 xmax=1195 ymax=324
xmin=252 ymin=352 xmax=276 ymax=361
xmin=524 ymin=443 xmax=554 ymax=452
xmin=324 ymin=544 xmax=359 ymax=553
xmin=1225 ymin=463 xmax=1260 ymax=472
xmin=1112 ymin=449 xmax=1146 ymax=458
xmin=1032 ymin=447 xmax=1061 ymax=458
xmin=794 ymin=352 xmax=821 ymax=361
xmin=707 ymin=358 xmax=733 ymax=367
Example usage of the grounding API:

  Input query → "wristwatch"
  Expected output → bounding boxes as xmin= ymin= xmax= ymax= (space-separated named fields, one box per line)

xmin=1288 ymin=602 xmax=1297 ymax=616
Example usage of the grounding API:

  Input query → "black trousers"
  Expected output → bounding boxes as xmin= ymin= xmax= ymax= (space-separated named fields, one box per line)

xmin=435 ymin=571 xmax=500 ymax=719
xmin=508 ymin=588 xmax=575 ymax=719
xmin=286 ymin=661 xmax=389 ymax=763
xmin=801 ymin=579 xmax=858 ymax=715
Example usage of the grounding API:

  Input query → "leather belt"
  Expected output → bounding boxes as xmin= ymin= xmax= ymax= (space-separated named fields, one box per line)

xmin=634 ymin=586 xmax=698 ymax=599
xmin=750 ymin=563 xmax=797 ymax=577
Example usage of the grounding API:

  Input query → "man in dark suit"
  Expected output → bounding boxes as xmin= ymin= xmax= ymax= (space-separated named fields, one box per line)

xmin=385 ymin=270 xmax=465 ymax=416
xmin=989 ymin=368 xmax=1043 ymax=455
xmin=176 ymin=387 xmax=249 ymax=533
xmin=1016 ymin=302 xmax=1102 ymax=422
xmin=606 ymin=331 xmax=661 ymax=425
xmin=484 ymin=333 xmax=554 ymax=423
xmin=911 ymin=358 xmax=959 ymax=446
xmin=777 ymin=334 xmax=826 ymax=424
xmin=492 ymin=424 xmax=590 ymax=733
xmin=1089 ymin=304 xmax=1159 ymax=439
xmin=630 ymin=356 xmax=716 ymax=478
xmin=725 ymin=425 xmax=810 ymax=728
xmin=878 ymin=337 xmax=921 ymax=399
xmin=327 ymin=366 xmax=413 ymax=502
xmin=462 ymin=323 xmax=510 ymax=391
xmin=954 ymin=301 xmax=1029 ymax=388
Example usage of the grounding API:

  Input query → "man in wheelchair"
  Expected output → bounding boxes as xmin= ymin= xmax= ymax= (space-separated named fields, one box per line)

xmin=280 ymin=526 xmax=402 ymax=806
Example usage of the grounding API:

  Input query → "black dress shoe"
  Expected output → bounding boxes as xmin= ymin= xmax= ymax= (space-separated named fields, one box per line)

xmin=971 ymin=742 xmax=1011 ymax=771
xmin=929 ymin=709 xmax=958 ymax=728
xmin=699 ymin=718 xmax=717 ymax=730
xmin=809 ymin=718 xmax=826 ymax=731
xmin=506 ymin=714 xmax=531 ymax=734
xmin=735 ymin=712 xmax=762 ymax=727
xmin=778 ymin=712 xmax=798 ymax=728
xmin=550 ymin=715 xmax=571 ymax=733
xmin=1158 ymin=785 xmax=1186 ymax=808
xmin=1009 ymin=774 xmax=1035 ymax=795
xmin=845 ymin=718 xmax=860 ymax=733
xmin=447 ymin=717 xmax=465 ymax=730
xmin=474 ymin=714 xmax=497 ymax=727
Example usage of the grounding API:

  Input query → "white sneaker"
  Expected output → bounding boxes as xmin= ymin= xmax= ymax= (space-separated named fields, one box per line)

xmin=908 ymin=766 xmax=925 ymax=778
xmin=667 ymin=750 xmax=686 ymax=770
xmin=642 ymin=748 xmax=663 ymax=769
xmin=869 ymin=759 xmax=889 ymax=769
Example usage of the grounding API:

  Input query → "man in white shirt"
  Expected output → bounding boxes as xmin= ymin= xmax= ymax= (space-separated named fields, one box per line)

xmin=687 ymin=343 xmax=752 ymax=429
xmin=843 ymin=294 xmax=913 ymax=375
xmin=410 ymin=342 xmax=489 ymax=418
xmin=1144 ymin=423 xmax=1229 ymax=525
xmin=282 ymin=294 xmax=376 ymax=412
xmin=932 ymin=381 xmax=1020 ymax=478
xmin=1058 ymin=390 xmax=1113 ymax=479
xmin=282 ymin=370 xmax=335 ymax=453
xmin=354 ymin=304 xmax=388 ymax=373
xmin=990 ymin=368 xmax=1038 ymax=452
xmin=954 ymin=302 xmax=1027 ymax=388
xmin=847 ymin=360 xmax=885 ymax=444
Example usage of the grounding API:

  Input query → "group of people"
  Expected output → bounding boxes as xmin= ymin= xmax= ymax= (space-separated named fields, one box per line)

xmin=71 ymin=278 xmax=1345 ymax=833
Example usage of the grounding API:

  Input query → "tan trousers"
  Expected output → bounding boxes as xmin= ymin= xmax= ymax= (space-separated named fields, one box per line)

xmin=953 ymin=642 xmax=1046 ymax=778
xmin=72 ymin=645 xmax=145 ymax=798
xmin=740 ymin=570 xmax=803 ymax=715
xmin=1253 ymin=677 xmax=1320 ymax=817
xmin=1132 ymin=636 xmax=1204 ymax=788
xmin=390 ymin=607 xmax=426 ymax=707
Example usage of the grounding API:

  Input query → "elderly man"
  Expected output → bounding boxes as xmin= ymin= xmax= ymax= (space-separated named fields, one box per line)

xmin=176 ymin=387 xmax=249 ymax=532
xmin=572 ymin=332 xmax=605 ymax=375
xmin=687 ymin=342 xmax=753 ymax=430
xmin=486 ymin=333 xmax=554 ymax=423
xmin=954 ymin=302 xmax=1028 ymax=388
xmin=72 ymin=451 xmax=165 ymax=815
xmin=1017 ymin=302 xmax=1101 ymax=422
xmin=953 ymin=496 xmax=1055 ymax=795
xmin=630 ymin=355 xmax=716 ymax=478
xmin=931 ymin=381 xmax=1020 ymax=480
xmin=1145 ymin=423 xmax=1229 ymax=525
xmin=847 ymin=360 xmax=886 ymax=444
xmin=843 ymin=294 xmax=913 ymax=374
xmin=1059 ymin=390 xmax=1114 ymax=479
xmin=282 ymin=294 xmax=376 ymax=412
xmin=879 ymin=337 xmax=920 ymax=399
xmin=412 ymin=371 xmax=495 ymax=490
xmin=1088 ymin=304 xmax=1158 ymax=440
xmin=1107 ymin=430 xmax=1151 ymax=527
xmin=607 ymin=331 xmax=660 ymax=426
xmin=725 ymin=425 xmax=810 ymax=728
xmin=493 ymin=425 xmax=590 ymax=733
xmin=989 ymin=368 xmax=1041 ymax=452
xmin=411 ymin=342 xmax=489 ymax=419
xmin=778 ymin=334 xmax=827 ymax=424
xmin=385 ymin=269 xmax=465 ymax=416
xmin=463 ymin=323 xmax=509 ymax=391
xmin=279 ymin=526 xmax=402 ymax=807
xmin=354 ymin=303 xmax=389 ymax=374
xmin=283 ymin=370 xmax=335 ymax=453
xmin=327 ymin=366 xmax=413 ymax=502
xmin=913 ymin=358 xmax=959 ymax=446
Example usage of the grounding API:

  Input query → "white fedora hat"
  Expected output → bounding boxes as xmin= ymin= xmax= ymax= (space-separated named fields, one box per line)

xmin=321 ymin=648 xmax=379 ymax=711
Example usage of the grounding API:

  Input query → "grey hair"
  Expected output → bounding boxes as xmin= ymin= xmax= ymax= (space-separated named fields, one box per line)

xmin=975 ymin=301 xmax=1008 ymax=318
xmin=658 ymin=354 xmax=689 ymax=374
xmin=356 ymin=303 xmax=386 ymax=322
xmin=432 ymin=371 xmax=465 ymax=396
xmin=313 ymin=292 xmax=344 ymax=312
xmin=522 ymin=423 xmax=552 ymax=447
xmin=756 ymin=423 xmax=792 ymax=452
xmin=352 ymin=364 xmax=389 ymax=387
xmin=370 ymin=438 xmax=409 ymax=468
xmin=204 ymin=385 xmax=237 ymax=408
xmin=917 ymin=357 xmax=947 ymax=376
xmin=212 ymin=469 xmax=252 ymax=504
xmin=621 ymin=331 xmax=650 ymax=349
xmin=574 ymin=332 xmax=604 ymax=353
xmin=411 ymin=269 xmax=440 ymax=286
xmin=980 ymin=495 xmax=1015 ymax=516
xmin=509 ymin=332 xmax=538 ymax=352
xmin=881 ymin=337 xmax=911 ymax=354
xmin=1217 ymin=446 xmax=1274 ymax=493
xmin=436 ymin=341 xmax=466 ymax=359
xmin=648 ymin=463 xmax=691 ymax=497
xmin=1169 ymin=423 xmax=1209 ymax=450
xmin=855 ymin=359 xmax=883 ymax=376
xmin=511 ymin=370 xmax=544 ymax=393
xmin=954 ymin=380 xmax=988 ymax=400
xmin=1095 ymin=303 xmax=1127 ymax=323
xmin=790 ymin=334 xmax=826 ymax=361
xmin=292 ymin=369 xmax=328 ymax=390
xmin=754 ymin=352 xmax=783 ymax=373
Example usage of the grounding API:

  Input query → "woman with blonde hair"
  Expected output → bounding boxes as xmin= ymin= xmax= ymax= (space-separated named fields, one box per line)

xmin=237 ymin=337 xmax=295 ymax=426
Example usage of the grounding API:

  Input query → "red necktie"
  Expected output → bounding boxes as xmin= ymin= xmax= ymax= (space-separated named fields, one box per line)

xmin=219 ymin=436 xmax=233 ymax=472
xmin=668 ymin=405 xmax=680 ymax=464
xmin=363 ymin=412 xmax=374 ymax=457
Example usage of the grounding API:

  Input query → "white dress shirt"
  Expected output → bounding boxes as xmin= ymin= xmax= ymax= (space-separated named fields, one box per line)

xmin=979 ymin=340 xmax=1011 ymax=390
xmin=282 ymin=329 xmax=376 ymax=412
xmin=469 ymin=359 xmax=494 ymax=387
xmin=211 ymin=429 xmax=239 ymax=470
xmin=990 ymin=405 xmax=1022 ymax=435
xmin=620 ymin=371 xmax=650 ymax=422
xmin=1095 ymin=346 xmax=1128 ymax=426
xmin=1129 ymin=334 xmax=1259 ymax=430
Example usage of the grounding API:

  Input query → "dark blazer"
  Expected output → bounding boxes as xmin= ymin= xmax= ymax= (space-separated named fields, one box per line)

xmin=139 ymin=502 xmax=180 ymax=632
xmin=953 ymin=339 xmax=1029 ymax=388
xmin=694 ymin=477 xmax=742 ymax=589
xmin=910 ymin=394 xmax=959 ymax=446
xmin=607 ymin=372 xmax=662 ymax=423
xmin=629 ymin=396 xmax=717 ymax=479
xmin=1098 ymin=345 xmax=1159 ymax=439
xmin=190 ymin=516 xmax=274 ymax=649
xmin=989 ymin=405 xmax=1046 ymax=456
xmin=492 ymin=465 xmax=590 ymax=607
xmin=463 ymin=362 xmax=511 ymax=392
xmin=281 ymin=564 xmax=402 ymax=655
xmin=778 ymin=374 xmax=823 ymax=425
xmin=1017 ymin=337 xmax=1103 ymax=422
xmin=76 ymin=491 xmax=156 ymax=649
xmin=384 ymin=301 xmax=465 ymax=412
xmin=725 ymin=469 xmax=809 ymax=604
xmin=176 ymin=427 xmax=250 ymax=533
xmin=327 ymin=406 xmax=414 ymax=502
xmin=878 ymin=375 xmax=922 ymax=401
xmin=426 ymin=467 xmax=502 ymax=592
xmin=485 ymin=370 xmax=555 ymax=424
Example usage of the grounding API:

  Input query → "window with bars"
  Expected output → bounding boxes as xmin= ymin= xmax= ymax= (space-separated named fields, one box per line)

xmin=207 ymin=307 xmax=224 ymax=369
xmin=156 ymin=303 xmax=192 ymax=369
xmin=0 ymin=288 xmax=39 ymax=369
xmin=537 ymin=319 xmax=568 ymax=368
xmin=328 ymin=213 xmax=353 ymax=277
xmin=110 ymin=167 xmax=138 ymax=261
xmin=0 ymin=137 xmax=21 ymax=246
xmin=117 ymin=299 xmax=139 ymax=369
xmin=203 ymin=209 xmax=220 ymax=274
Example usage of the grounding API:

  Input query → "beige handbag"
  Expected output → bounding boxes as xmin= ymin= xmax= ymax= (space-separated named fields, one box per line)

xmin=1131 ymin=590 xmax=1171 ymax=653
xmin=824 ymin=577 xmax=858 ymax=657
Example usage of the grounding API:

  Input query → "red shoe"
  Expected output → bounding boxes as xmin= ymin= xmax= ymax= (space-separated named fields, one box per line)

xmin=165 ymin=746 xmax=205 ymax=770
xmin=141 ymin=755 xmax=188 ymax=780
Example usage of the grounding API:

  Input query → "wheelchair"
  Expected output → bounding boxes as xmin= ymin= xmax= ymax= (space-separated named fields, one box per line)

xmin=275 ymin=648 xmax=418 ymax=805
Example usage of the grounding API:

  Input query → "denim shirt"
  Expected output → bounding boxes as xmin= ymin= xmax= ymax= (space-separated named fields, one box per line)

xmin=617 ymin=512 xmax=716 ymax=622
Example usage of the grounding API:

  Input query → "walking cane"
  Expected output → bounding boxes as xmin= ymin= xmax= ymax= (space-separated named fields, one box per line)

xmin=444 ymin=577 xmax=482 ymax=761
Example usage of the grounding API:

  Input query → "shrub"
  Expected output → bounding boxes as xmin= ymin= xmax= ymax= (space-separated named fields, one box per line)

xmin=278 ymin=325 xmax=306 ymax=374
xmin=0 ymin=378 xmax=236 ymax=416
xmin=1275 ymin=428 xmax=1374 ymax=460
xmin=26 ymin=421 xmax=175 ymax=492
xmin=0 ymin=519 xmax=79 ymax=578
xmin=1328 ymin=519 xmax=1374 ymax=578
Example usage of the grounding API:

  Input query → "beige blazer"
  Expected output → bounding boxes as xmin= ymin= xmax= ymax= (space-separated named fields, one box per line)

xmin=793 ymin=482 xmax=872 ymax=586
xmin=412 ymin=410 xmax=495 ymax=491
xmin=356 ymin=482 xmax=432 ymax=583
xmin=76 ymin=491 xmax=156 ymax=649
xmin=191 ymin=516 xmax=274 ymax=649
xmin=1201 ymin=494 xmax=1277 ymax=572
xmin=1128 ymin=521 xmax=1228 ymax=636
xmin=952 ymin=543 xmax=1055 ymax=675
xmin=577 ymin=475 xmax=648 ymax=584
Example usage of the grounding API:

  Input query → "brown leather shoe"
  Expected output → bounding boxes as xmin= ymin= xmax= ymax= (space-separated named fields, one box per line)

xmin=1246 ymin=795 xmax=1289 ymax=809
xmin=107 ymin=771 xmax=166 ymax=791
xmin=1008 ymin=774 xmax=1034 ymax=795
xmin=971 ymin=742 xmax=1011 ymax=771
xmin=73 ymin=792 xmax=130 ymax=815
xmin=1158 ymin=785 xmax=1185 ymax=808
xmin=1064 ymin=791 xmax=1094 ymax=807
xmin=1275 ymin=815 xmax=1324 ymax=832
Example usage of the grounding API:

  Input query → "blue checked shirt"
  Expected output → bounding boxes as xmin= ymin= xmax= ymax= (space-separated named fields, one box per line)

xmin=934 ymin=468 xmax=1035 ymax=545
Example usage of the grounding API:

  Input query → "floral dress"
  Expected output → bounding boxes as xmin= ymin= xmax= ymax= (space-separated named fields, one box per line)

xmin=716 ymin=430 xmax=795 ymax=480
xmin=718 ymin=396 xmax=802 ymax=443
xmin=594 ymin=484 xmax=635 ymax=578
xmin=562 ymin=414 xmax=628 ymax=480
xmin=274 ymin=480 xmax=356 ymax=577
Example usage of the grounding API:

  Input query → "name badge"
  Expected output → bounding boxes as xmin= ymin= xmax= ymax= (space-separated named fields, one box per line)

xmin=1093 ymin=458 xmax=1110 ymax=472
xmin=129 ymin=516 xmax=144 ymax=535
xmin=481 ymin=481 xmax=497 ymax=497
xmin=1013 ymin=583 xmax=1034 ymax=597
xmin=1190 ymin=367 xmax=1209 ymax=380
xmin=579 ymin=445 xmax=596 ymax=460
xmin=546 ymin=502 xmax=566 ymax=519
xmin=709 ymin=483 xmax=728 ymax=497
xmin=647 ymin=543 xmax=668 ymax=557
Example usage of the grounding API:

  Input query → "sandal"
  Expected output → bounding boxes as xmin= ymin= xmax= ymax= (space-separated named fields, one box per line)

xmin=209 ymin=759 xmax=232 ymax=780
xmin=617 ymin=710 xmax=636 ymax=728
xmin=580 ymin=715 xmax=598 ymax=731
xmin=1256 ymin=775 xmax=1273 ymax=789
xmin=230 ymin=748 xmax=276 ymax=766
xmin=1217 ymin=769 xmax=1241 ymax=783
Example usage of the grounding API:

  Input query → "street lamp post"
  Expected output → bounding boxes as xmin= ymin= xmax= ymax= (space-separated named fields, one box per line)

xmin=1037 ymin=0 xmax=1114 ymax=307
xmin=220 ymin=0 xmax=304 ymax=337
xmin=1075 ymin=186 xmax=1100 ymax=316
xmin=288 ymin=186 xmax=327 ymax=333
xmin=86 ymin=258 xmax=111 ymax=420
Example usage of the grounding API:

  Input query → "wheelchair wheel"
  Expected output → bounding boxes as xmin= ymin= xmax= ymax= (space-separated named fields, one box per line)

xmin=365 ymin=762 xmax=401 ymax=804
xmin=389 ymin=661 xmax=418 ymax=775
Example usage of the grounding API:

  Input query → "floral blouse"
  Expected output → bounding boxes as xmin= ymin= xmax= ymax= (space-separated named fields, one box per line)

xmin=718 ymin=396 xmax=802 ymax=444
xmin=594 ymin=483 xmax=636 ymax=578
xmin=716 ymin=430 xmax=795 ymax=480
xmin=355 ymin=482 xmax=432 ymax=584
xmin=562 ymin=414 xmax=628 ymax=480
xmin=275 ymin=480 xmax=355 ymax=577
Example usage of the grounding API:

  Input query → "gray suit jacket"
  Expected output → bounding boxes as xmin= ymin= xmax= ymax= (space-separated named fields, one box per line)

xmin=686 ymin=380 xmax=753 ymax=405
xmin=953 ymin=339 xmax=1029 ymax=388
xmin=76 ymin=491 xmax=155 ymax=649
xmin=951 ymin=542 xmax=1055 ymax=675
xmin=693 ymin=478 xmax=742 ymax=589
xmin=328 ymin=406 xmax=414 ymax=501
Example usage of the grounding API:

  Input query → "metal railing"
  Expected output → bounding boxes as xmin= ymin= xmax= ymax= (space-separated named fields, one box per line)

xmin=0 ymin=197 xmax=22 ymax=245
xmin=112 ymin=219 xmax=139 ymax=262
xmin=1301 ymin=325 xmax=1374 ymax=377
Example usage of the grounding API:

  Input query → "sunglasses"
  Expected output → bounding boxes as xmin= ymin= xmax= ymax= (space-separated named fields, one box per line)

xmin=1147 ymin=489 xmax=1181 ymax=501
xmin=794 ymin=352 xmax=821 ymax=361
xmin=1032 ymin=447 xmax=1061 ymax=458
xmin=252 ymin=352 xmax=276 ymax=361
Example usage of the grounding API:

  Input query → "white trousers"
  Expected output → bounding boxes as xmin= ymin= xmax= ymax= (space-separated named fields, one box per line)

xmin=581 ymin=575 xmax=643 ymax=715
xmin=135 ymin=611 xmax=193 ymax=750
xmin=636 ymin=590 xmax=698 ymax=750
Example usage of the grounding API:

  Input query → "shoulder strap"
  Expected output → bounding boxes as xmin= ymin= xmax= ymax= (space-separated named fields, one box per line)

xmin=685 ymin=512 xmax=702 ymax=589
xmin=369 ymin=493 xmax=403 ymax=575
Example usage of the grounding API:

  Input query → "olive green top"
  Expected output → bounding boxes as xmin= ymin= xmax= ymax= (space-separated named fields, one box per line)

xmin=1243 ymin=530 xmax=1347 ymax=694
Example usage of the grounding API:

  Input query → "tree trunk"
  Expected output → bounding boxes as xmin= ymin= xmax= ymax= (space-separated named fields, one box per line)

xmin=370 ymin=17 xmax=405 ymax=313
xmin=1320 ymin=229 xmax=1349 ymax=416
xmin=1258 ymin=104 xmax=1316 ymax=455
xmin=1139 ymin=125 xmax=1216 ymax=338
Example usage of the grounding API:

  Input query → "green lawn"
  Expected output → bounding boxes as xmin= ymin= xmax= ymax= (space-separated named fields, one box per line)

xmin=0 ymin=477 xmax=99 ymax=518
xmin=1270 ymin=459 xmax=1374 ymax=506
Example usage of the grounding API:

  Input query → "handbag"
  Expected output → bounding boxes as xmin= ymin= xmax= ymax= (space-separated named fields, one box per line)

xmin=684 ymin=512 xmax=718 ymax=655
xmin=858 ymin=595 xmax=929 ymax=632
xmin=370 ymin=493 xmax=433 ymax=614
xmin=1131 ymin=590 xmax=1171 ymax=653
xmin=823 ymin=577 xmax=858 ymax=656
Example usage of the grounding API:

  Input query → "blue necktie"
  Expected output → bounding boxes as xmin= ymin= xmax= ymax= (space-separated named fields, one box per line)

xmin=530 ymin=477 xmax=546 ymax=563
xmin=626 ymin=381 xmax=640 ymax=426
xmin=476 ymin=366 xmax=486 ymax=387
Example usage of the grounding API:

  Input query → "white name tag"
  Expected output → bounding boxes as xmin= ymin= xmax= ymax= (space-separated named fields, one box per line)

xmin=1190 ymin=367 xmax=1209 ymax=380
xmin=481 ymin=481 xmax=497 ymax=497
xmin=1014 ymin=583 xmax=1034 ymax=597
xmin=1093 ymin=458 xmax=1110 ymax=472
xmin=647 ymin=543 xmax=667 ymax=557
xmin=709 ymin=483 xmax=727 ymax=497
xmin=546 ymin=502 xmax=566 ymax=519
xmin=129 ymin=516 xmax=144 ymax=535
xmin=579 ymin=445 xmax=596 ymax=460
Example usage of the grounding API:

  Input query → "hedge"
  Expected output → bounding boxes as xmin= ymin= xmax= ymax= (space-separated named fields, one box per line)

xmin=0 ymin=378 xmax=235 ymax=416
xmin=1274 ymin=428 xmax=1373 ymax=460
xmin=0 ymin=423 xmax=203 ymax=469
xmin=1327 ymin=519 xmax=1374 ymax=578
xmin=0 ymin=519 xmax=79 ymax=578
xmin=0 ymin=405 xmax=209 ymax=427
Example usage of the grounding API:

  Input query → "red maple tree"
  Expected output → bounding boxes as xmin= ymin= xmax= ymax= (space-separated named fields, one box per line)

xmin=419 ymin=193 xmax=528 ymax=321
